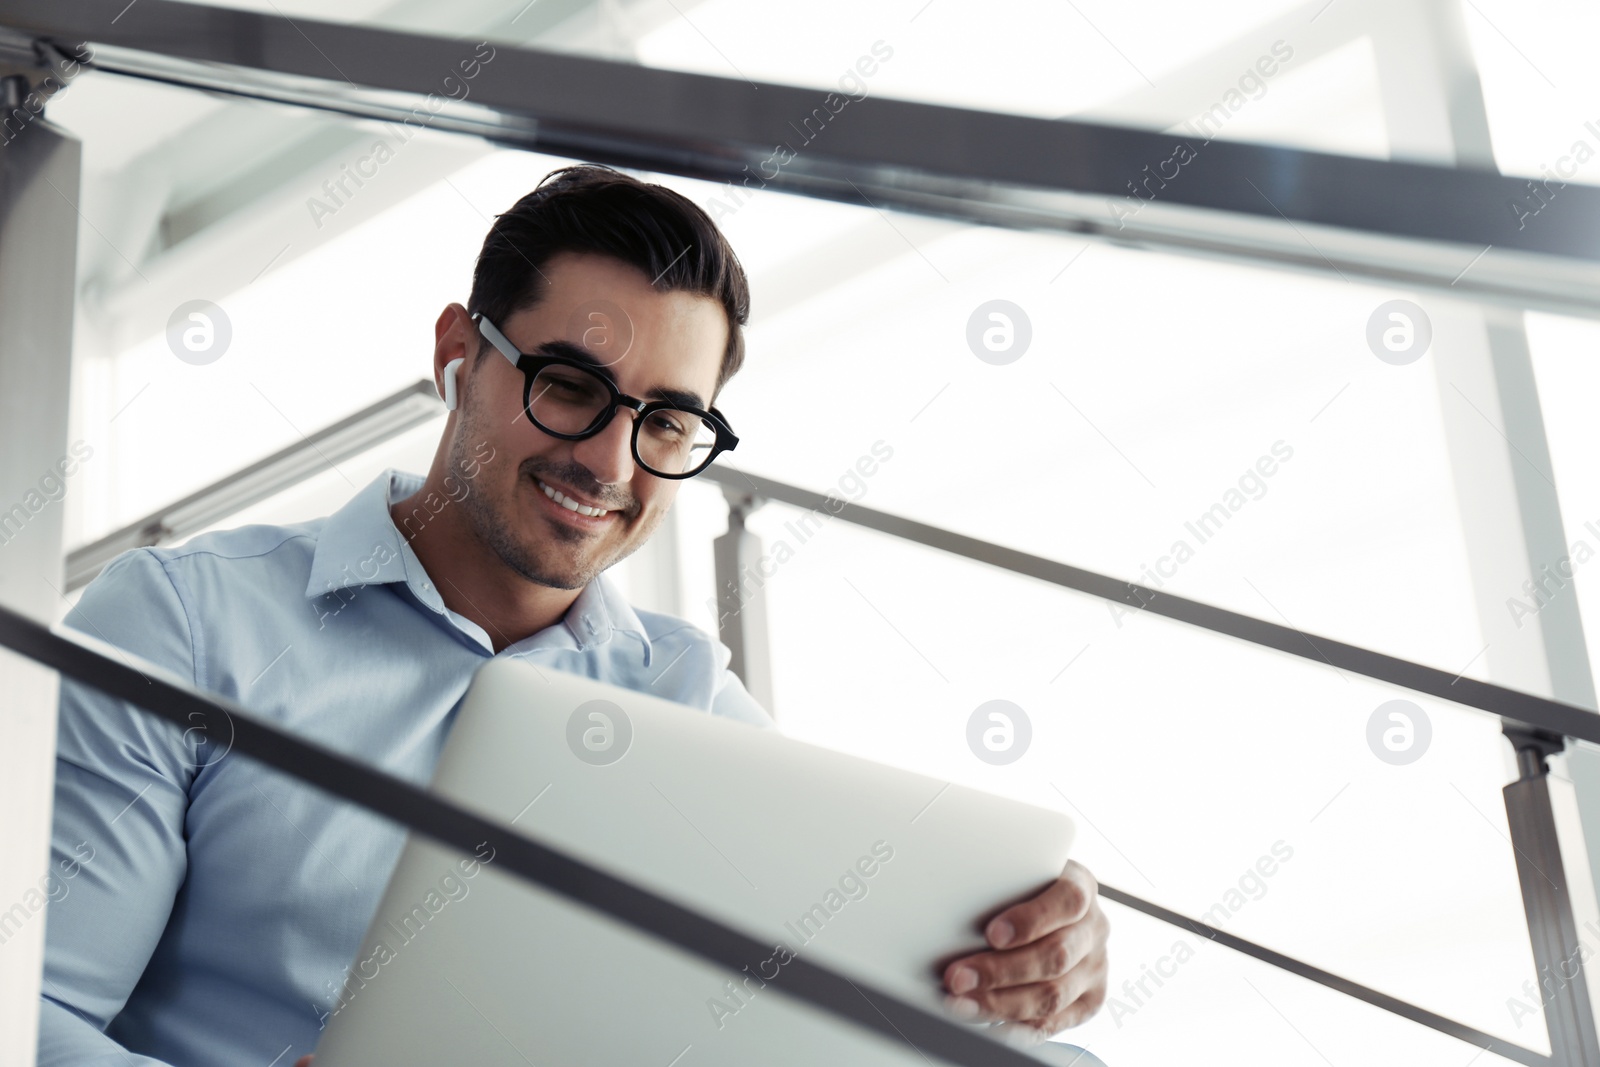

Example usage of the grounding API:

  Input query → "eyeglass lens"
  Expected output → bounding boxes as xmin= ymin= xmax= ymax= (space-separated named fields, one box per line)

xmin=527 ymin=364 xmax=718 ymax=476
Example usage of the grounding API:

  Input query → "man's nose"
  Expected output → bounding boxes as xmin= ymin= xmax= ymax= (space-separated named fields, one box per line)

xmin=570 ymin=408 xmax=636 ymax=487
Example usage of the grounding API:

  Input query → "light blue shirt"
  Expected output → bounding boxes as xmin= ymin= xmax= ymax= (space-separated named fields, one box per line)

xmin=38 ymin=468 xmax=772 ymax=1067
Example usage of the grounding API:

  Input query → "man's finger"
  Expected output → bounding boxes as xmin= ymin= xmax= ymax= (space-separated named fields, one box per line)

xmin=1000 ymin=975 xmax=1110 ymax=1039
xmin=958 ymin=949 xmax=1108 ymax=1025
xmin=1040 ymin=974 xmax=1109 ymax=1031
xmin=945 ymin=915 xmax=1101 ymax=993
xmin=984 ymin=862 xmax=1097 ymax=950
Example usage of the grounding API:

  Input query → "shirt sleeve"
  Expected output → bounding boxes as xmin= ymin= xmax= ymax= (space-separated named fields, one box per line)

xmin=38 ymin=548 xmax=198 ymax=1067
xmin=707 ymin=632 xmax=775 ymax=729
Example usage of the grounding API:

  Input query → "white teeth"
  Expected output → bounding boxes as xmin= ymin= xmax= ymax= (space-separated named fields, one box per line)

xmin=537 ymin=479 xmax=608 ymax=517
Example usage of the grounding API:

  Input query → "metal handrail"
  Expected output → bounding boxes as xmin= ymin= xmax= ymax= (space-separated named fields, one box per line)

xmin=1098 ymin=885 xmax=1548 ymax=1066
xmin=699 ymin=464 xmax=1600 ymax=745
xmin=700 ymin=463 xmax=1598 ymax=1065
xmin=0 ymin=587 xmax=1552 ymax=1066
xmin=48 ymin=376 xmax=1582 ymax=1062
xmin=3 ymin=0 xmax=1593 ymax=1055
xmin=4 ymin=0 xmax=1600 ymax=318
xmin=67 ymin=396 xmax=1600 ymax=747
xmin=57 ymin=374 xmax=1599 ymax=1059
xmin=0 ymin=603 xmax=1054 ymax=1067
xmin=64 ymin=381 xmax=442 ymax=592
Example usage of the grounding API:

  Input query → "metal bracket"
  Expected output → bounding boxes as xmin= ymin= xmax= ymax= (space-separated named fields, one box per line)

xmin=1508 ymin=728 xmax=1568 ymax=779
xmin=719 ymin=487 xmax=766 ymax=527
xmin=1503 ymin=727 xmax=1600 ymax=1066
xmin=712 ymin=488 xmax=772 ymax=714
xmin=0 ymin=32 xmax=90 ymax=112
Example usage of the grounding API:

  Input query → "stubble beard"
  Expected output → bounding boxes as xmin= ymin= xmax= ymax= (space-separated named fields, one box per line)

xmin=447 ymin=411 xmax=653 ymax=591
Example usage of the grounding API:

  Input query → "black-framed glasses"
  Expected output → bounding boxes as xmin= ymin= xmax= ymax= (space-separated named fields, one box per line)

xmin=472 ymin=313 xmax=738 ymax=480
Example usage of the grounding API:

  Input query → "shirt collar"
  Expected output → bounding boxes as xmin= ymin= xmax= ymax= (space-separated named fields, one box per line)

xmin=303 ymin=468 xmax=416 ymax=599
xmin=304 ymin=468 xmax=652 ymax=659
xmin=560 ymin=567 xmax=653 ymax=662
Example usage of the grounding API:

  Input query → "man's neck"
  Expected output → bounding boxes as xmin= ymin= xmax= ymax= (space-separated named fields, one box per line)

xmin=388 ymin=486 xmax=581 ymax=654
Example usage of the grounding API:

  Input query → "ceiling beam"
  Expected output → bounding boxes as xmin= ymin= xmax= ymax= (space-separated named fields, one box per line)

xmin=2 ymin=0 xmax=1597 ymax=318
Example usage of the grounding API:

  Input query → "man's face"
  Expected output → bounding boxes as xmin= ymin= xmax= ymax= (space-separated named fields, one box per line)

xmin=446 ymin=251 xmax=728 ymax=590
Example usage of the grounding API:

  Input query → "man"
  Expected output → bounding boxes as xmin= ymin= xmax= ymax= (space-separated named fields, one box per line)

xmin=39 ymin=164 xmax=1109 ymax=1066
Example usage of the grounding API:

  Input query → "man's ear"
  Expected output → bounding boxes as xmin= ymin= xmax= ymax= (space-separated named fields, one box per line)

xmin=433 ymin=303 xmax=476 ymax=408
xmin=434 ymin=301 xmax=471 ymax=350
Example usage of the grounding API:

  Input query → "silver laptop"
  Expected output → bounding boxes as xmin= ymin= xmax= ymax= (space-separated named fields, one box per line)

xmin=313 ymin=656 xmax=1085 ymax=1066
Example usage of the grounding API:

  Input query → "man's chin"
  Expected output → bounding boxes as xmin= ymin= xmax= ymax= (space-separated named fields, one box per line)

xmin=523 ymin=539 xmax=623 ymax=590
xmin=513 ymin=548 xmax=599 ymax=590
xmin=478 ymin=518 xmax=608 ymax=591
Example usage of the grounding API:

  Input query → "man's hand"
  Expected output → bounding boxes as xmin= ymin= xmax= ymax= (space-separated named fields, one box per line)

xmin=941 ymin=860 xmax=1109 ymax=1043
xmin=293 ymin=866 xmax=1109 ymax=1058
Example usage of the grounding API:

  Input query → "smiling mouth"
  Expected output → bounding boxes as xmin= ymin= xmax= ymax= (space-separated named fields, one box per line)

xmin=535 ymin=477 xmax=615 ymax=518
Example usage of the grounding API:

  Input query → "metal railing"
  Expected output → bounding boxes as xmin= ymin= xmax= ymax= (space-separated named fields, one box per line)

xmin=40 ymin=378 xmax=1600 ymax=1065
xmin=6 ymin=1 xmax=1600 ymax=1059
xmin=4 ymin=0 xmax=1600 ymax=320
xmin=0 ymin=601 xmax=1062 ymax=1067
xmin=699 ymin=467 xmax=1598 ymax=1067
xmin=64 ymin=381 xmax=442 ymax=593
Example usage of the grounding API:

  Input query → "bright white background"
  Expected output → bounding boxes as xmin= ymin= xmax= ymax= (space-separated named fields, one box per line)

xmin=32 ymin=1 xmax=1600 ymax=1064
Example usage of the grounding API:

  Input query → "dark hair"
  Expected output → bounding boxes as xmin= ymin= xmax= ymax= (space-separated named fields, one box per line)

xmin=467 ymin=164 xmax=750 ymax=398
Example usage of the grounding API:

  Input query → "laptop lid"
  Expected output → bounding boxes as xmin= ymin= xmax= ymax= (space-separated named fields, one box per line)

xmin=313 ymin=656 xmax=1081 ymax=1066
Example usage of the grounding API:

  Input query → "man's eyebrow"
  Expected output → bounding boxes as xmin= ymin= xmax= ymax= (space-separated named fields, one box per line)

xmin=649 ymin=385 xmax=709 ymax=411
xmin=534 ymin=339 xmax=708 ymax=411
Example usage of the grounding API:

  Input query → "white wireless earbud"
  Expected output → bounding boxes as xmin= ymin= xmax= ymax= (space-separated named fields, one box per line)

xmin=440 ymin=357 xmax=465 ymax=411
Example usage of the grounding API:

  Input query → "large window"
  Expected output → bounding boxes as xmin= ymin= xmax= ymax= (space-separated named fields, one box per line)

xmin=43 ymin=4 xmax=1600 ymax=1062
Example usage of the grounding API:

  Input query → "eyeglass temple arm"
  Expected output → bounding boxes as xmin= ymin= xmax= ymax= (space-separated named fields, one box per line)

xmin=708 ymin=407 xmax=739 ymax=449
xmin=471 ymin=313 xmax=521 ymax=368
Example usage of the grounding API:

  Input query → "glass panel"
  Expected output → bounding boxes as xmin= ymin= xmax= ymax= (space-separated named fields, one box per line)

xmin=743 ymin=509 xmax=1545 ymax=1050
xmin=48 ymin=42 xmax=1596 ymax=1060
xmin=698 ymin=180 xmax=1505 ymax=694
xmin=1529 ymin=310 xmax=1600 ymax=695
xmin=1467 ymin=0 xmax=1600 ymax=182
xmin=46 ymin=81 xmax=600 ymax=543
xmin=1066 ymin=902 xmax=1537 ymax=1066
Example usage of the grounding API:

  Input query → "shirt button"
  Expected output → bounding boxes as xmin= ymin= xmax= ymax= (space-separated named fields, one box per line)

xmin=583 ymin=616 xmax=597 ymax=634
xmin=422 ymin=581 xmax=433 ymax=591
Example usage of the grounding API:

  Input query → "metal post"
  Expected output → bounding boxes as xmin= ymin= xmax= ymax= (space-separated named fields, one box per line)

xmin=0 ymin=60 xmax=81 ymax=1067
xmin=1505 ymin=730 xmax=1600 ymax=1066
xmin=712 ymin=489 xmax=773 ymax=716
xmin=1367 ymin=1 xmax=1600 ymax=1052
